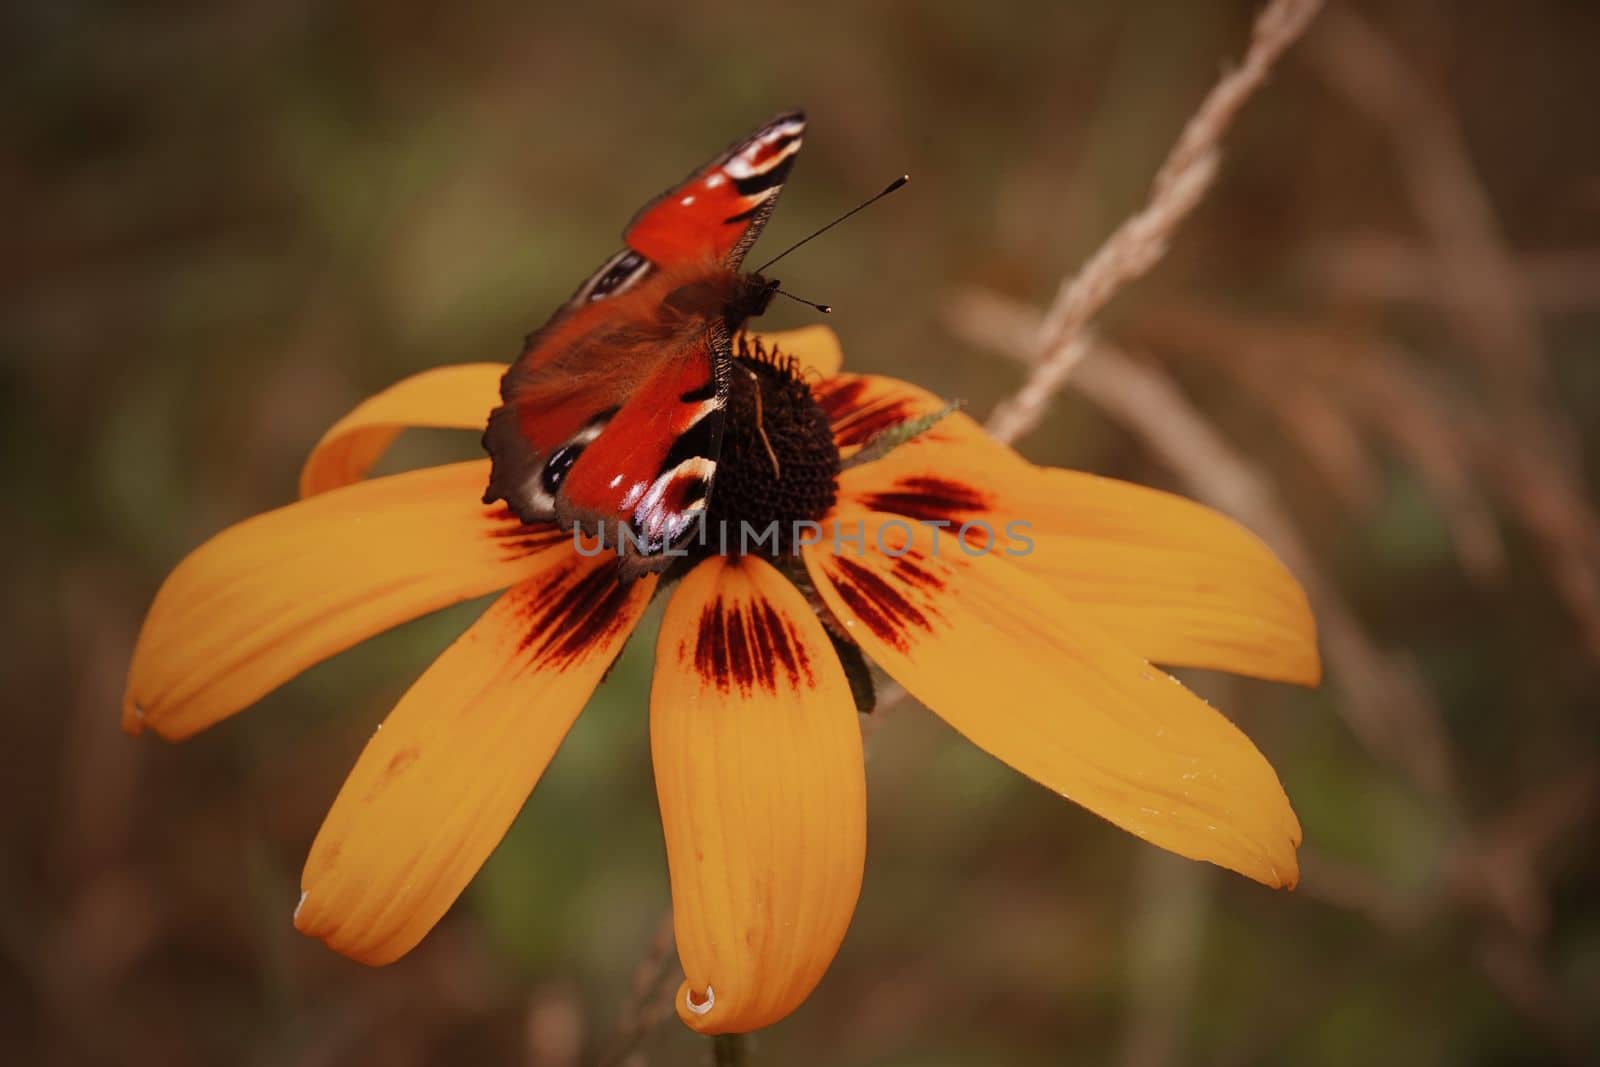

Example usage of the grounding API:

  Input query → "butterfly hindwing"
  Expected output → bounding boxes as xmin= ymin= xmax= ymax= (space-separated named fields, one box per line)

xmin=554 ymin=326 xmax=730 ymax=573
xmin=483 ymin=111 xmax=804 ymax=576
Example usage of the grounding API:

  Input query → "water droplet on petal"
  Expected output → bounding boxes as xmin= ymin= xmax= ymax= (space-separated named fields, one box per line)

xmin=686 ymin=985 xmax=715 ymax=1016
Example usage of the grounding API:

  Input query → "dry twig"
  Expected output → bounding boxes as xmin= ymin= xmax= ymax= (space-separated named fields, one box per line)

xmin=985 ymin=0 xmax=1324 ymax=446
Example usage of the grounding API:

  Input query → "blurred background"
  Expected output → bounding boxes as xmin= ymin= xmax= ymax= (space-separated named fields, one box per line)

xmin=5 ymin=0 xmax=1599 ymax=1063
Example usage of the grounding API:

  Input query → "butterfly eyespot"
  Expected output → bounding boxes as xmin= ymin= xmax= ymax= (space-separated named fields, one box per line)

xmin=542 ymin=443 xmax=582 ymax=494
xmin=586 ymin=249 xmax=648 ymax=301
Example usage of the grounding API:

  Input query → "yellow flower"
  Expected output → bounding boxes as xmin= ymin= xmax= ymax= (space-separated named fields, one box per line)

xmin=123 ymin=326 xmax=1318 ymax=1035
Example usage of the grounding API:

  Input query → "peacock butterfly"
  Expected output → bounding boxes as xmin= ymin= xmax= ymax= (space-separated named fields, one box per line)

xmin=482 ymin=111 xmax=807 ymax=579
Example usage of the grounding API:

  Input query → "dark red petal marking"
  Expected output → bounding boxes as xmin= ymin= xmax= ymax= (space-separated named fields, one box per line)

xmin=815 ymin=378 xmax=923 ymax=449
xmin=693 ymin=600 xmax=733 ymax=690
xmin=761 ymin=603 xmax=814 ymax=692
xmin=890 ymin=553 xmax=948 ymax=594
xmin=516 ymin=562 xmax=639 ymax=670
xmin=686 ymin=593 xmax=817 ymax=695
xmin=749 ymin=602 xmax=781 ymax=689
xmin=485 ymin=505 xmax=567 ymax=560
xmin=725 ymin=604 xmax=756 ymax=691
xmin=828 ymin=556 xmax=935 ymax=653
xmin=377 ymin=746 xmax=421 ymax=788
xmin=814 ymin=377 xmax=869 ymax=420
xmin=859 ymin=475 xmax=992 ymax=525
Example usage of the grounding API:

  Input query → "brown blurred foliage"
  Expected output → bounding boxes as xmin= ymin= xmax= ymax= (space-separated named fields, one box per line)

xmin=4 ymin=1 xmax=1599 ymax=1064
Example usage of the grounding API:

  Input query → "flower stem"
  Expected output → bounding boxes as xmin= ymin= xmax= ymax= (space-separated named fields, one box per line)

xmin=712 ymin=1033 xmax=747 ymax=1066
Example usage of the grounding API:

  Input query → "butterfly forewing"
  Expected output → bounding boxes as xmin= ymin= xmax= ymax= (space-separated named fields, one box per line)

xmin=559 ymin=110 xmax=805 ymax=313
xmin=483 ymin=111 xmax=805 ymax=577
xmin=624 ymin=110 xmax=805 ymax=269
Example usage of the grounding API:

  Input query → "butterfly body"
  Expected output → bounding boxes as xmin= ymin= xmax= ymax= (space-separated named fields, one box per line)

xmin=483 ymin=112 xmax=805 ymax=578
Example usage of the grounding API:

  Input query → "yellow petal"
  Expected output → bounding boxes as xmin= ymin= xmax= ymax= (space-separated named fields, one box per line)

xmin=300 ymin=363 xmax=507 ymax=497
xmin=124 ymin=460 xmax=564 ymax=740
xmin=804 ymin=513 xmax=1301 ymax=888
xmin=652 ymin=555 xmax=865 ymax=1034
xmin=297 ymin=553 xmax=655 ymax=965
xmin=1021 ymin=468 xmax=1318 ymax=684
xmin=752 ymin=325 xmax=843 ymax=379
xmin=838 ymin=422 xmax=1319 ymax=686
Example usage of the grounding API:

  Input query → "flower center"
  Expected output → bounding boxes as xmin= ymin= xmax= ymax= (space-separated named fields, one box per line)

xmin=699 ymin=335 xmax=840 ymax=556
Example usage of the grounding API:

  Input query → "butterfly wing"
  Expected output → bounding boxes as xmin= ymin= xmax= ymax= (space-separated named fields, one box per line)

xmin=483 ymin=111 xmax=804 ymax=576
xmin=623 ymin=109 xmax=805 ymax=270
xmin=559 ymin=109 xmax=805 ymax=309
xmin=552 ymin=323 xmax=728 ymax=563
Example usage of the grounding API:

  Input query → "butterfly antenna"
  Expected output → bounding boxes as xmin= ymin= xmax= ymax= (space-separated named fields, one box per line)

xmin=774 ymin=289 xmax=832 ymax=314
xmin=753 ymin=174 xmax=909 ymax=274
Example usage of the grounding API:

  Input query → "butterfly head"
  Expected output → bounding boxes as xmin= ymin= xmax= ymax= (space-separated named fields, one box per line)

xmin=730 ymin=273 xmax=781 ymax=328
xmin=659 ymin=270 xmax=780 ymax=335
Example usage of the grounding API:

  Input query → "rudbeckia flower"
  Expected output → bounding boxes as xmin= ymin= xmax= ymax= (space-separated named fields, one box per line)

xmin=123 ymin=326 xmax=1318 ymax=1035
